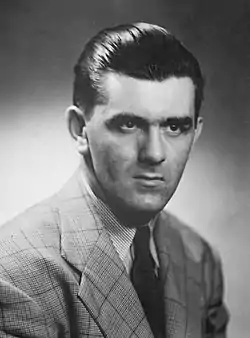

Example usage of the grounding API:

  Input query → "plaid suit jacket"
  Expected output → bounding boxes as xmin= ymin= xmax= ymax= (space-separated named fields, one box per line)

xmin=0 ymin=168 xmax=229 ymax=337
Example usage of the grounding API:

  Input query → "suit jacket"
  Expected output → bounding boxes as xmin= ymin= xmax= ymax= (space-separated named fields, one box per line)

xmin=0 ymin=168 xmax=229 ymax=338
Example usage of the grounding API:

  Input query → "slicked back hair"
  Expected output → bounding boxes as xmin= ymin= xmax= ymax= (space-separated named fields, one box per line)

xmin=73 ymin=22 xmax=204 ymax=121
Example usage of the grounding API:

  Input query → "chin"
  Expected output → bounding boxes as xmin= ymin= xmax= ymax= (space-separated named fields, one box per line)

xmin=107 ymin=191 xmax=169 ymax=224
xmin=137 ymin=193 xmax=169 ymax=210
xmin=126 ymin=199 xmax=167 ymax=218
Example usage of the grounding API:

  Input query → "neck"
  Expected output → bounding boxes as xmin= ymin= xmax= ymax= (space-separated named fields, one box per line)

xmin=80 ymin=157 xmax=158 ymax=229
xmin=104 ymin=195 xmax=158 ymax=228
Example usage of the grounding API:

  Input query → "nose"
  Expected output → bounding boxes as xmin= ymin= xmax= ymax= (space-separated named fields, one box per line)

xmin=139 ymin=126 xmax=166 ymax=165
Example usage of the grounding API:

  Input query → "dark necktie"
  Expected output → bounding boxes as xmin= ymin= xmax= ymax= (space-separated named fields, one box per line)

xmin=130 ymin=226 xmax=165 ymax=337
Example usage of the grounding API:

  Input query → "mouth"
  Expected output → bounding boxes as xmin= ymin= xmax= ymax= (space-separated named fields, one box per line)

xmin=134 ymin=174 xmax=164 ymax=180
xmin=134 ymin=174 xmax=164 ymax=188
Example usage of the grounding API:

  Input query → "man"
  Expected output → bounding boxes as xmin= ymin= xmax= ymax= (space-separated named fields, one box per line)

xmin=0 ymin=22 xmax=229 ymax=337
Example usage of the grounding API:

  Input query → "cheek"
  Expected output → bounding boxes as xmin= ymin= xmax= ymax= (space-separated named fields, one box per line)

xmin=166 ymin=141 xmax=193 ymax=174
xmin=90 ymin=140 xmax=133 ymax=179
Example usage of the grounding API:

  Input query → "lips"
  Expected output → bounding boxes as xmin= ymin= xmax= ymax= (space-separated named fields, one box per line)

xmin=134 ymin=173 xmax=164 ymax=181
xmin=134 ymin=174 xmax=164 ymax=188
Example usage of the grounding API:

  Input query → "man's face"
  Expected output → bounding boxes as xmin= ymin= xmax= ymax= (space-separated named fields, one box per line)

xmin=84 ymin=73 xmax=202 ymax=222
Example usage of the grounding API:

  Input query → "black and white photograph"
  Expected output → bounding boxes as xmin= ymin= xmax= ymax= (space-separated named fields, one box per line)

xmin=0 ymin=1 xmax=249 ymax=337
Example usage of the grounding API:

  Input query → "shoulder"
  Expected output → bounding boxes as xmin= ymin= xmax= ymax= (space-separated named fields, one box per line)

xmin=0 ymin=168 xmax=86 ymax=251
xmin=0 ymin=194 xmax=60 ymax=236
xmin=0 ymin=193 xmax=74 ymax=292
xmin=0 ymin=195 xmax=62 ymax=266
xmin=158 ymin=211 xmax=226 ymax=307
xmin=158 ymin=210 xmax=221 ymax=266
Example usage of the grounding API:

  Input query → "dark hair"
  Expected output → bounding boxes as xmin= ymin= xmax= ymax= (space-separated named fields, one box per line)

xmin=73 ymin=22 xmax=204 ymax=120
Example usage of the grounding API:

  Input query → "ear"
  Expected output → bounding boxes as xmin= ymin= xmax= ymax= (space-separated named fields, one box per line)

xmin=193 ymin=116 xmax=203 ymax=144
xmin=65 ymin=105 xmax=88 ymax=155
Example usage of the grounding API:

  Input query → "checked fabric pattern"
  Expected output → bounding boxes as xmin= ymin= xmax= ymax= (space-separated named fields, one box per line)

xmin=0 ymin=166 xmax=229 ymax=337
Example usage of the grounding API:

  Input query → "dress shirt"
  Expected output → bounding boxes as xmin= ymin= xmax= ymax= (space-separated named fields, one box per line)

xmin=81 ymin=172 xmax=160 ymax=275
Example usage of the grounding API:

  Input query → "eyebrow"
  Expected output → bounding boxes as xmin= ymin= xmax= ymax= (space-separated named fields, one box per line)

xmin=105 ymin=112 xmax=193 ymax=127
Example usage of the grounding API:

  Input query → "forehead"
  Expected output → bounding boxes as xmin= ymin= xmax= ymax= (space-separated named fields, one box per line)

xmin=101 ymin=72 xmax=196 ymax=119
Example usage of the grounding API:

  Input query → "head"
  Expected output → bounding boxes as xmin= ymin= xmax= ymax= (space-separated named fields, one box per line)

xmin=67 ymin=22 xmax=204 ymax=226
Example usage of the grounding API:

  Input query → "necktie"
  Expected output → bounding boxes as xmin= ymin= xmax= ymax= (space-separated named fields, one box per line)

xmin=130 ymin=226 xmax=165 ymax=337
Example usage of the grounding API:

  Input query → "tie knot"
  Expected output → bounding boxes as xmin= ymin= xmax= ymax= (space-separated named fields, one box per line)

xmin=133 ymin=226 xmax=152 ymax=266
xmin=133 ymin=226 xmax=150 ymax=250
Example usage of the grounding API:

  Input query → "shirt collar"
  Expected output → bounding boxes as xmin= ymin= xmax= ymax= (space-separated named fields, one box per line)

xmin=81 ymin=170 xmax=136 ymax=261
xmin=81 ymin=168 xmax=159 ymax=271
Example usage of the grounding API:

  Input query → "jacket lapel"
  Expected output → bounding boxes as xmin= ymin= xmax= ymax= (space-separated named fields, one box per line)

xmin=154 ymin=213 xmax=187 ymax=338
xmin=58 ymin=168 xmax=153 ymax=338
xmin=78 ymin=229 xmax=153 ymax=338
xmin=154 ymin=213 xmax=203 ymax=338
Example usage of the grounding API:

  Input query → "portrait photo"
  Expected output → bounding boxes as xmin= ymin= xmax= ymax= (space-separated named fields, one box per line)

xmin=0 ymin=1 xmax=248 ymax=337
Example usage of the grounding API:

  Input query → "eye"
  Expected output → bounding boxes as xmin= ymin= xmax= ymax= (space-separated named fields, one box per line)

xmin=166 ymin=123 xmax=182 ymax=136
xmin=161 ymin=117 xmax=193 ymax=137
xmin=161 ymin=122 xmax=182 ymax=136
xmin=118 ymin=116 xmax=146 ymax=133
xmin=105 ymin=114 xmax=144 ymax=134
xmin=120 ymin=119 xmax=137 ymax=131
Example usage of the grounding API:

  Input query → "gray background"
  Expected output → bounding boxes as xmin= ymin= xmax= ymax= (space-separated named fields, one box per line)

xmin=0 ymin=0 xmax=249 ymax=336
